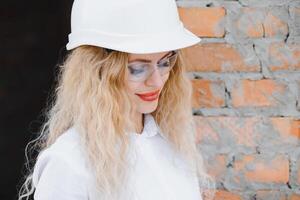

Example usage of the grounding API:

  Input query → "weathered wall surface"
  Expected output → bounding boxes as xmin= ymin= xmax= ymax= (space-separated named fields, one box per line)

xmin=177 ymin=0 xmax=300 ymax=199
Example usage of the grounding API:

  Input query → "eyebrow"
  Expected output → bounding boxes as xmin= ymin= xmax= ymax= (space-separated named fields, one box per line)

xmin=128 ymin=51 xmax=173 ymax=63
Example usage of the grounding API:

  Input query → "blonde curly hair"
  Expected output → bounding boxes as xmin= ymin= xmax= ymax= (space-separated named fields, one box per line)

xmin=17 ymin=45 xmax=215 ymax=200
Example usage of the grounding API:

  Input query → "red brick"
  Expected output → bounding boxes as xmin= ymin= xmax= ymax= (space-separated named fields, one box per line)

xmin=194 ymin=116 xmax=259 ymax=147
xmin=195 ymin=116 xmax=300 ymax=147
xmin=234 ymin=8 xmax=288 ymax=38
xmin=268 ymin=42 xmax=300 ymax=71
xmin=297 ymin=157 xmax=300 ymax=185
xmin=235 ymin=8 xmax=264 ymax=38
xmin=191 ymin=79 xmax=225 ymax=108
xmin=289 ymin=194 xmax=300 ymax=200
xmin=256 ymin=190 xmax=286 ymax=200
xmin=264 ymin=12 xmax=288 ymax=37
xmin=183 ymin=43 xmax=260 ymax=72
xmin=178 ymin=7 xmax=225 ymax=37
xmin=270 ymin=118 xmax=300 ymax=140
xmin=205 ymin=154 xmax=227 ymax=182
xmin=213 ymin=190 xmax=241 ymax=200
xmin=234 ymin=154 xmax=289 ymax=183
xmin=298 ymin=167 xmax=300 ymax=186
xmin=231 ymin=79 xmax=286 ymax=107
xmin=194 ymin=116 xmax=220 ymax=144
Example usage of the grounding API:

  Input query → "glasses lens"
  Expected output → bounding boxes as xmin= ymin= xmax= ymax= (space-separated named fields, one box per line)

xmin=128 ymin=64 xmax=150 ymax=82
xmin=127 ymin=51 xmax=178 ymax=82
xmin=157 ymin=51 xmax=178 ymax=75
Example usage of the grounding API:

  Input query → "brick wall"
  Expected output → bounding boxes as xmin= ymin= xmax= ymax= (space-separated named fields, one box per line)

xmin=177 ymin=0 xmax=300 ymax=199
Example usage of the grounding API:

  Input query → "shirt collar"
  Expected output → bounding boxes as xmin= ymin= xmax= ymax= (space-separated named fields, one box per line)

xmin=130 ymin=113 xmax=159 ymax=138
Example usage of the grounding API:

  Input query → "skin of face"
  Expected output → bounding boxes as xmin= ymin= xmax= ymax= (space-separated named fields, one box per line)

xmin=126 ymin=51 xmax=171 ymax=133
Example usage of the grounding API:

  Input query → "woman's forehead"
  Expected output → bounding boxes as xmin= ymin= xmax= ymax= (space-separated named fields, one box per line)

xmin=128 ymin=51 xmax=172 ymax=63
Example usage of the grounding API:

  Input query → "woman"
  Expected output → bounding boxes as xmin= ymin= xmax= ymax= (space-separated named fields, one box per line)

xmin=18 ymin=0 xmax=215 ymax=199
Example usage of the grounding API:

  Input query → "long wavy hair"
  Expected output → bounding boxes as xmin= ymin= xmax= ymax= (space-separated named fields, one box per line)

xmin=17 ymin=45 xmax=215 ymax=200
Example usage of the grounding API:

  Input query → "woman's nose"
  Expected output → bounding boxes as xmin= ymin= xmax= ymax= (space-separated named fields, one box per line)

xmin=145 ymin=68 xmax=164 ymax=87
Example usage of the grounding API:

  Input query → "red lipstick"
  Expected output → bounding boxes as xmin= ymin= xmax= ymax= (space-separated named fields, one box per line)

xmin=135 ymin=90 xmax=160 ymax=101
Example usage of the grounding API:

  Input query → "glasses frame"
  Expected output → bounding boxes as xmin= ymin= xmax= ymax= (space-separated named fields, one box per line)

xmin=127 ymin=50 xmax=179 ymax=82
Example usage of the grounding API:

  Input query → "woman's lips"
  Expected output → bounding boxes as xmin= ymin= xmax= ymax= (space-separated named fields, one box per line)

xmin=135 ymin=90 xmax=160 ymax=101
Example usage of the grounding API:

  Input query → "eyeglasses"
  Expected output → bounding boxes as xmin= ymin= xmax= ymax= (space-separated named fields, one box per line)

xmin=127 ymin=50 xmax=178 ymax=82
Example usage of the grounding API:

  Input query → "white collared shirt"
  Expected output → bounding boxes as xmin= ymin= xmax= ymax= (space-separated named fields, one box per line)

xmin=32 ymin=113 xmax=201 ymax=200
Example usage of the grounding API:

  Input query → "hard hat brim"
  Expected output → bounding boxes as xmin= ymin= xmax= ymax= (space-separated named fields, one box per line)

xmin=66 ymin=23 xmax=201 ymax=54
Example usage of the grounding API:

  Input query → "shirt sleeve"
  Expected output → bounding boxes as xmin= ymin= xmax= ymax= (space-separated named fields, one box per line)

xmin=32 ymin=150 xmax=88 ymax=200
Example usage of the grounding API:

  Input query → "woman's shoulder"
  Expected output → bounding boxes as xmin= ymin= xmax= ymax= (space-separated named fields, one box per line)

xmin=48 ymin=126 xmax=82 ymax=153
xmin=38 ymin=126 xmax=87 ymax=164
xmin=32 ymin=126 xmax=91 ymax=190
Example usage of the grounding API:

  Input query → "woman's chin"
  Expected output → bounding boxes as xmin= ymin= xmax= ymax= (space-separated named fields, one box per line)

xmin=137 ymin=100 xmax=159 ymax=114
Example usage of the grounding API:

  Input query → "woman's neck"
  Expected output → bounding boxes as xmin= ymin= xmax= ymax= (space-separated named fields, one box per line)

xmin=134 ymin=113 xmax=144 ymax=134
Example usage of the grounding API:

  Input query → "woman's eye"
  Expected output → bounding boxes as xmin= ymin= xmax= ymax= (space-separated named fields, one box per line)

xmin=129 ymin=68 xmax=143 ymax=75
xmin=128 ymin=65 xmax=146 ymax=75
xmin=158 ymin=60 xmax=171 ymax=67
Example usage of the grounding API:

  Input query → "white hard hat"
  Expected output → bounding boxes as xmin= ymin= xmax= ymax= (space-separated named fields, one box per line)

xmin=66 ymin=0 xmax=201 ymax=54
